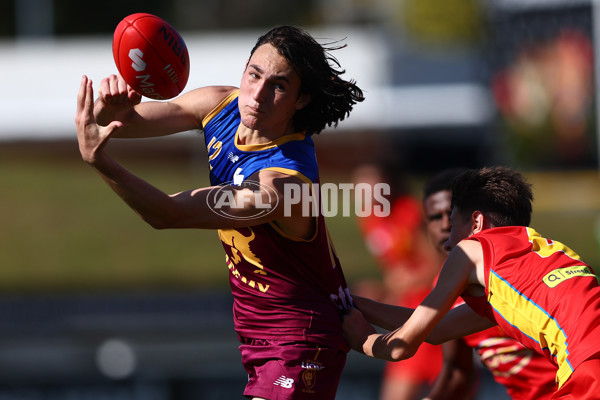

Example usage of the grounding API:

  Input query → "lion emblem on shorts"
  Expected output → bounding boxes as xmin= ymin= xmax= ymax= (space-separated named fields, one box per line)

xmin=302 ymin=368 xmax=316 ymax=391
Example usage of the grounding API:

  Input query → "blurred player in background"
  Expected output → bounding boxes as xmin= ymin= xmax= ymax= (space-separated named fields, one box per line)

xmin=343 ymin=166 xmax=600 ymax=399
xmin=75 ymin=25 xmax=364 ymax=400
xmin=421 ymin=168 xmax=557 ymax=400
xmin=352 ymin=162 xmax=441 ymax=400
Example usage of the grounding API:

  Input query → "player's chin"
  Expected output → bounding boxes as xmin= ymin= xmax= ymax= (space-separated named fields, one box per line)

xmin=240 ymin=116 xmax=261 ymax=130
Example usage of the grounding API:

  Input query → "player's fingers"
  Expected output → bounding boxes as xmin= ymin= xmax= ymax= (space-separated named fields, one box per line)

xmin=109 ymin=74 xmax=118 ymax=96
xmin=117 ymin=75 xmax=128 ymax=94
xmin=84 ymin=78 xmax=95 ymax=116
xmin=118 ymin=79 xmax=132 ymax=104
xmin=98 ymin=77 xmax=110 ymax=101
xmin=111 ymin=74 xmax=129 ymax=103
xmin=75 ymin=76 xmax=88 ymax=131
xmin=76 ymin=75 xmax=87 ymax=116
xmin=128 ymin=86 xmax=142 ymax=105
xmin=342 ymin=307 xmax=364 ymax=324
xmin=105 ymin=120 xmax=124 ymax=137
xmin=100 ymin=74 xmax=116 ymax=103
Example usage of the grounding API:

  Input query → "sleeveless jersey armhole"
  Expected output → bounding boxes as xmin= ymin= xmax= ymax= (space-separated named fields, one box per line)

xmin=202 ymin=89 xmax=239 ymax=128
xmin=262 ymin=167 xmax=319 ymax=242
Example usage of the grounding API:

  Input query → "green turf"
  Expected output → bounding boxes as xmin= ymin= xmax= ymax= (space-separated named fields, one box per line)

xmin=0 ymin=139 xmax=380 ymax=293
xmin=1 ymin=140 xmax=598 ymax=293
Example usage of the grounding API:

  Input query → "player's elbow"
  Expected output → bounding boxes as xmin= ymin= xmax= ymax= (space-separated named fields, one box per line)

xmin=388 ymin=345 xmax=416 ymax=362
xmin=382 ymin=338 xmax=418 ymax=362
xmin=141 ymin=216 xmax=171 ymax=230
xmin=139 ymin=210 xmax=186 ymax=230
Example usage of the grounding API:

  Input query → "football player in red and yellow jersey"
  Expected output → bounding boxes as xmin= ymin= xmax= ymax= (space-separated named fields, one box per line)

xmin=344 ymin=166 xmax=600 ymax=399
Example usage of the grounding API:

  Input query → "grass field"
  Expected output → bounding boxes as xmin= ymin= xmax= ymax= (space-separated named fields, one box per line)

xmin=2 ymin=137 xmax=599 ymax=294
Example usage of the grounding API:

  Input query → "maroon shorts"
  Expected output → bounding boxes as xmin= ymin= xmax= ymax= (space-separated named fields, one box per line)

xmin=239 ymin=337 xmax=347 ymax=400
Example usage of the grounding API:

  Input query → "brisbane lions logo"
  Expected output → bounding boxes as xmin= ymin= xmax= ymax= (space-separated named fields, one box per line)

xmin=218 ymin=228 xmax=263 ymax=270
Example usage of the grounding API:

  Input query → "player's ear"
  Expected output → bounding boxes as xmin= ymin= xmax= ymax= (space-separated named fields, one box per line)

xmin=471 ymin=211 xmax=486 ymax=234
xmin=296 ymin=93 xmax=311 ymax=110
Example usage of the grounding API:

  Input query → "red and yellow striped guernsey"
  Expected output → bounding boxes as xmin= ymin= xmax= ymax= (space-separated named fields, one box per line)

xmin=462 ymin=226 xmax=600 ymax=387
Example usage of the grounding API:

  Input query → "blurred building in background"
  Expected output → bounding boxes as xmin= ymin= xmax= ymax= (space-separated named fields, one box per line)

xmin=3 ymin=0 xmax=597 ymax=170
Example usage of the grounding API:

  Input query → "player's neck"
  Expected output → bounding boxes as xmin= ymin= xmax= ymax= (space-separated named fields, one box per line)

xmin=237 ymin=124 xmax=295 ymax=145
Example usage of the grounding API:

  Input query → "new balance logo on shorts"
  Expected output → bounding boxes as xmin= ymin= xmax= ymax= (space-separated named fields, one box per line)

xmin=273 ymin=376 xmax=294 ymax=389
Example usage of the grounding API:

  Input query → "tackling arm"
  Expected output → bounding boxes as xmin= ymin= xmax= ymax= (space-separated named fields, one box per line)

xmin=352 ymin=295 xmax=414 ymax=331
xmin=343 ymin=244 xmax=487 ymax=361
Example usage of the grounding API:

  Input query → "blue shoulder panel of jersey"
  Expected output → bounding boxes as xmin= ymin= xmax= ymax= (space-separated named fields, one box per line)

xmin=204 ymin=95 xmax=319 ymax=186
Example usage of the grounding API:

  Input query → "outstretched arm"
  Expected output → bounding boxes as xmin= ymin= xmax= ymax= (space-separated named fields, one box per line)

xmin=75 ymin=76 xmax=313 ymax=233
xmin=343 ymin=242 xmax=490 ymax=361
xmin=352 ymin=295 xmax=414 ymax=331
xmin=76 ymin=75 xmax=185 ymax=227
xmin=94 ymin=74 xmax=236 ymax=138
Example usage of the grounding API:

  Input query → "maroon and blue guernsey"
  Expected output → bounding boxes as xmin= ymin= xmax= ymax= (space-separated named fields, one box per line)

xmin=202 ymin=91 xmax=352 ymax=351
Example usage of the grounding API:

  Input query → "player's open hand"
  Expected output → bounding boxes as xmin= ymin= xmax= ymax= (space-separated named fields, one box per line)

xmin=75 ymin=75 xmax=123 ymax=165
xmin=342 ymin=307 xmax=378 ymax=354
xmin=94 ymin=74 xmax=142 ymax=126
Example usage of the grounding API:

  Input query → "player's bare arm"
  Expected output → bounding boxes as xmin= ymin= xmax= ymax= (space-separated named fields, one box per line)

xmin=352 ymin=295 xmax=414 ymax=331
xmin=161 ymin=169 xmax=315 ymax=234
xmin=76 ymin=82 xmax=313 ymax=233
xmin=427 ymin=303 xmax=494 ymax=345
xmin=350 ymin=295 xmax=491 ymax=340
xmin=94 ymin=74 xmax=237 ymax=138
xmin=343 ymin=242 xmax=486 ymax=361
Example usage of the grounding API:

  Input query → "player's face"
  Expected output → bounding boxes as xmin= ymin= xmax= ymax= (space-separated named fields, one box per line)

xmin=444 ymin=207 xmax=473 ymax=252
xmin=424 ymin=190 xmax=452 ymax=255
xmin=238 ymin=44 xmax=309 ymax=136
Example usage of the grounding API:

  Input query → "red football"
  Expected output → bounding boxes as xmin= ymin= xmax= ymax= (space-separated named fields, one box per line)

xmin=112 ymin=13 xmax=190 ymax=100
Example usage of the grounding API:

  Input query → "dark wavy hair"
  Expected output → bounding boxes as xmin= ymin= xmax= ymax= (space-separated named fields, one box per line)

xmin=423 ymin=167 xmax=468 ymax=200
xmin=250 ymin=25 xmax=365 ymax=135
xmin=451 ymin=166 xmax=533 ymax=227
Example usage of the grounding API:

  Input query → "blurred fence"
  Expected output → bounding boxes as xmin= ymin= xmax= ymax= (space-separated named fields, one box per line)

xmin=0 ymin=291 xmax=515 ymax=399
xmin=0 ymin=291 xmax=386 ymax=399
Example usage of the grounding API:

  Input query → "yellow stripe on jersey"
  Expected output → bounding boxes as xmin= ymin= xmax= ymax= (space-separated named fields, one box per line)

xmin=202 ymin=90 xmax=239 ymax=128
xmin=488 ymin=270 xmax=572 ymax=387
xmin=527 ymin=227 xmax=581 ymax=260
xmin=235 ymin=132 xmax=307 ymax=152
